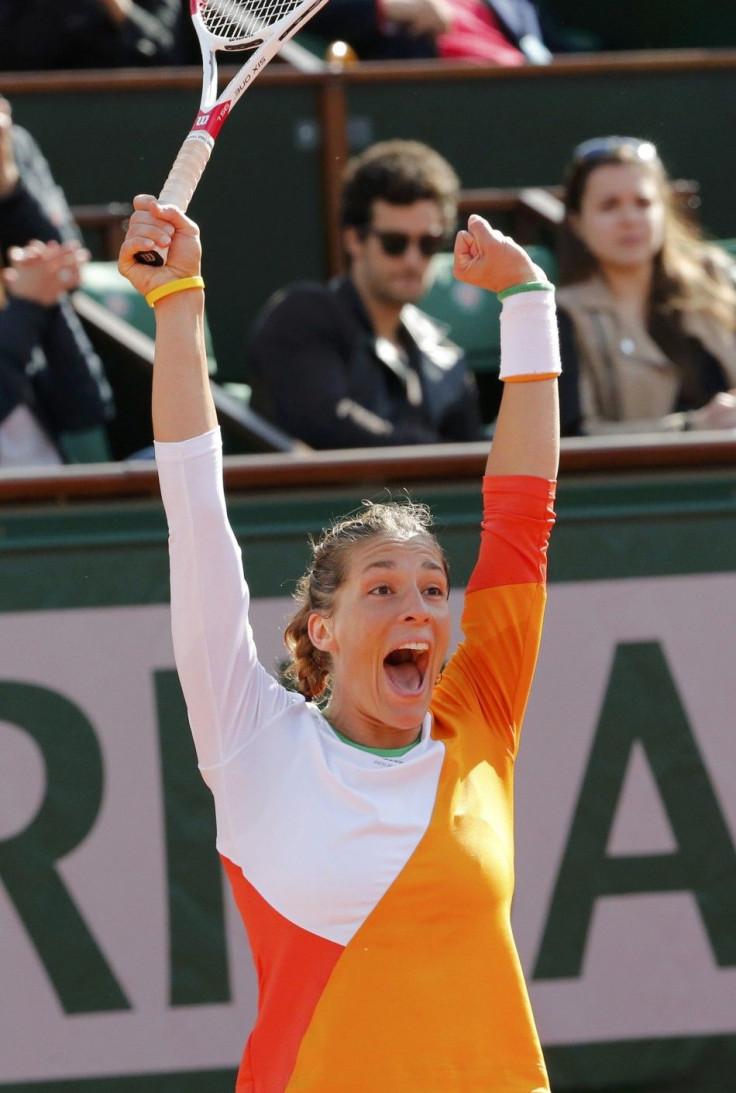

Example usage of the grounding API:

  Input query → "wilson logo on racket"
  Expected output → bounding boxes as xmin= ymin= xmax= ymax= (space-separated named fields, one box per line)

xmin=134 ymin=0 xmax=330 ymax=266
xmin=194 ymin=103 xmax=231 ymax=135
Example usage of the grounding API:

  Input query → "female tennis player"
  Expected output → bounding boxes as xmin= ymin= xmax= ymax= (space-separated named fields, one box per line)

xmin=119 ymin=194 xmax=560 ymax=1093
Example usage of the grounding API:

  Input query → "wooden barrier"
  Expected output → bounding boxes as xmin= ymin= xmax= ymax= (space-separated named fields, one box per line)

xmin=1 ymin=432 xmax=734 ymax=505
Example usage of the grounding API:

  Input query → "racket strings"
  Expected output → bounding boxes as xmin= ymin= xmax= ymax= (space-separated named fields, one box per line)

xmin=200 ymin=0 xmax=305 ymax=40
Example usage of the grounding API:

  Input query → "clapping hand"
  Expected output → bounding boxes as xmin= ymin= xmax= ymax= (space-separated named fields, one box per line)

xmin=3 ymin=239 xmax=91 ymax=306
xmin=690 ymin=390 xmax=736 ymax=431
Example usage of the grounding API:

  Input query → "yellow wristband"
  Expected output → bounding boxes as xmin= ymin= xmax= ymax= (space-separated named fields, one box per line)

xmin=146 ymin=276 xmax=204 ymax=308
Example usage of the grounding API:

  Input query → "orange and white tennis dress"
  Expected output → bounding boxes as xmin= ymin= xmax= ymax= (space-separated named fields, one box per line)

xmin=156 ymin=428 xmax=556 ymax=1093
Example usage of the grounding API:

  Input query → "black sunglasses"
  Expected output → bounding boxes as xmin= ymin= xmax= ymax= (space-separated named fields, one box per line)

xmin=572 ymin=135 xmax=658 ymax=165
xmin=363 ymin=228 xmax=446 ymax=258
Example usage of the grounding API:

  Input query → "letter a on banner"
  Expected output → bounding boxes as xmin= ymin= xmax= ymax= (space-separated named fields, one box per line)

xmin=534 ymin=641 xmax=736 ymax=979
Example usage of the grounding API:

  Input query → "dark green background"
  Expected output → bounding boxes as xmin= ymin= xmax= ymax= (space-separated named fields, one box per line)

xmin=546 ymin=0 xmax=736 ymax=51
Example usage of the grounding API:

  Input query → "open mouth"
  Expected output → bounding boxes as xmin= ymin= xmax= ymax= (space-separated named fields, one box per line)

xmin=383 ymin=642 xmax=430 ymax=695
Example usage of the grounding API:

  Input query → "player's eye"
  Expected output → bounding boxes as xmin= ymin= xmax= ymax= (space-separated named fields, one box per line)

xmin=369 ymin=583 xmax=393 ymax=596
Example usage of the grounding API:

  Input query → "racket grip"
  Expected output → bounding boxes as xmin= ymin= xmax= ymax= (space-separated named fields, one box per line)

xmin=134 ymin=136 xmax=213 ymax=267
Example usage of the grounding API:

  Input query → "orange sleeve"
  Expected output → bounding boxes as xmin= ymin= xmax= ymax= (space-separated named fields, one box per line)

xmin=433 ymin=476 xmax=556 ymax=753
xmin=466 ymin=475 xmax=556 ymax=594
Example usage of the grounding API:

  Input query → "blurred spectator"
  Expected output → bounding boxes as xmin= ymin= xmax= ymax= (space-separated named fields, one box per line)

xmin=556 ymin=135 xmax=736 ymax=436
xmin=0 ymin=0 xmax=184 ymax=70
xmin=308 ymin=0 xmax=563 ymax=62
xmin=0 ymin=98 xmax=113 ymax=466
xmin=245 ymin=139 xmax=482 ymax=449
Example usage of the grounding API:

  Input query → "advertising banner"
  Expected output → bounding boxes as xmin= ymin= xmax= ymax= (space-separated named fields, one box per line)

xmin=1 ymin=513 xmax=735 ymax=1091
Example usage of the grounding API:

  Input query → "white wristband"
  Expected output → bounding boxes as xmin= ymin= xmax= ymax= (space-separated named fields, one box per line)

xmin=499 ymin=288 xmax=562 ymax=382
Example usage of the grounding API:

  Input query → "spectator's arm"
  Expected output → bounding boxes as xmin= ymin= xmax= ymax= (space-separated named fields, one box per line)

xmin=0 ymin=299 xmax=48 ymax=373
xmin=0 ymin=109 xmax=69 ymax=248
xmin=9 ymin=124 xmax=80 ymax=242
xmin=1 ymin=239 xmax=113 ymax=429
xmin=95 ymin=0 xmax=181 ymax=63
xmin=34 ymin=301 xmax=111 ymax=431
xmin=0 ymin=101 xmax=65 ymax=249
xmin=0 ymin=183 xmax=64 ymax=252
xmin=310 ymin=0 xmax=385 ymax=42
xmin=381 ymin=0 xmax=451 ymax=36
xmin=311 ymin=0 xmax=450 ymax=38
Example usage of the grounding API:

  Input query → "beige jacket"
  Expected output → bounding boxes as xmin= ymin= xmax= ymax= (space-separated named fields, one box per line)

xmin=557 ymin=276 xmax=736 ymax=434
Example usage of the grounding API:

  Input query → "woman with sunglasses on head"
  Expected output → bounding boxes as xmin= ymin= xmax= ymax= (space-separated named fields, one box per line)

xmin=556 ymin=136 xmax=736 ymax=436
xmin=119 ymin=192 xmax=560 ymax=1091
xmin=244 ymin=139 xmax=483 ymax=449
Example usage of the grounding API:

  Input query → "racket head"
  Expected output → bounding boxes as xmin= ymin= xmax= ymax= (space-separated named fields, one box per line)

xmin=191 ymin=0 xmax=317 ymax=49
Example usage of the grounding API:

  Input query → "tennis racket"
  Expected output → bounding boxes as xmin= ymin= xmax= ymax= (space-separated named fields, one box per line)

xmin=135 ymin=0 xmax=330 ymax=266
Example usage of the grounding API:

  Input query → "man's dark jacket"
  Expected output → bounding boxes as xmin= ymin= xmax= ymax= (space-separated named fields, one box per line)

xmin=246 ymin=277 xmax=482 ymax=449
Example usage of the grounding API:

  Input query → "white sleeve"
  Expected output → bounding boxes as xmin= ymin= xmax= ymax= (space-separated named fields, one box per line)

xmin=155 ymin=428 xmax=294 ymax=768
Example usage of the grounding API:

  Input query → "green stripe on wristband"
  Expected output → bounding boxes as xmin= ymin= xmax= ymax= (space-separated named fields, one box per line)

xmin=497 ymin=280 xmax=554 ymax=301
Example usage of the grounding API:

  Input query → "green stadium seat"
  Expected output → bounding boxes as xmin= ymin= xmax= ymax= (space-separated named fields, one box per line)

xmin=58 ymin=425 xmax=112 ymax=464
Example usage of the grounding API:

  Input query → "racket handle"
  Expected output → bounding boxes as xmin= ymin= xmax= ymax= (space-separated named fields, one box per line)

xmin=134 ymin=135 xmax=213 ymax=266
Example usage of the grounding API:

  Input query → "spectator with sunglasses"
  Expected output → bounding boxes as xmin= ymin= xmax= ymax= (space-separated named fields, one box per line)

xmin=556 ymin=135 xmax=736 ymax=437
xmin=245 ymin=140 xmax=482 ymax=449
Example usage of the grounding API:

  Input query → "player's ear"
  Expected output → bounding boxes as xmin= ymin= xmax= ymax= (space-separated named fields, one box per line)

xmin=342 ymin=226 xmax=363 ymax=263
xmin=308 ymin=612 xmax=335 ymax=653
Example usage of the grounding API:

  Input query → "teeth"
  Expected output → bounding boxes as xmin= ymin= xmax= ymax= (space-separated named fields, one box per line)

xmin=396 ymin=642 xmax=429 ymax=652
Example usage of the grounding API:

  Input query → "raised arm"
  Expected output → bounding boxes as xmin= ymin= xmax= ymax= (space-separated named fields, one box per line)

xmin=453 ymin=215 xmax=560 ymax=479
xmin=118 ymin=195 xmax=217 ymax=441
